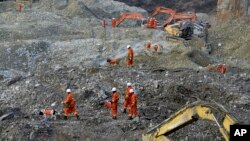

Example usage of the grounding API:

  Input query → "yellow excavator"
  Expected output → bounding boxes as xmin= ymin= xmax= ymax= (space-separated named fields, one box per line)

xmin=142 ymin=101 xmax=238 ymax=141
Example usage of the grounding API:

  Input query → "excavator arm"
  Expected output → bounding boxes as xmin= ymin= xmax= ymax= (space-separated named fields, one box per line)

xmin=115 ymin=12 xmax=144 ymax=27
xmin=173 ymin=12 xmax=197 ymax=22
xmin=151 ymin=7 xmax=176 ymax=27
xmin=151 ymin=7 xmax=176 ymax=18
xmin=142 ymin=101 xmax=237 ymax=141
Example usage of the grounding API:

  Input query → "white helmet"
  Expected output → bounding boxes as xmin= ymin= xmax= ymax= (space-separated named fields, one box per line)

xmin=129 ymin=89 xmax=134 ymax=93
xmin=127 ymin=82 xmax=132 ymax=87
xmin=127 ymin=45 xmax=131 ymax=49
xmin=66 ymin=89 xmax=71 ymax=93
xmin=112 ymin=87 xmax=116 ymax=92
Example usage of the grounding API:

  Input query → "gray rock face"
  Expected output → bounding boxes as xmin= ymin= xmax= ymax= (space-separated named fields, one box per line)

xmin=54 ymin=0 xmax=68 ymax=10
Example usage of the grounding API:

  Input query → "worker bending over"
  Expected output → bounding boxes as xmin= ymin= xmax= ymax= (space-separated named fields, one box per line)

xmin=128 ymin=89 xmax=138 ymax=120
xmin=127 ymin=45 xmax=134 ymax=67
xmin=123 ymin=82 xmax=133 ymax=113
xmin=107 ymin=58 xmax=119 ymax=65
xmin=39 ymin=108 xmax=57 ymax=121
xmin=111 ymin=87 xmax=119 ymax=119
xmin=146 ymin=41 xmax=151 ymax=51
xmin=61 ymin=89 xmax=79 ymax=120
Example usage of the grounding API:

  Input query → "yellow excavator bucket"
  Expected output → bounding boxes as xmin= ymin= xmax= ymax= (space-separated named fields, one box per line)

xmin=142 ymin=101 xmax=238 ymax=141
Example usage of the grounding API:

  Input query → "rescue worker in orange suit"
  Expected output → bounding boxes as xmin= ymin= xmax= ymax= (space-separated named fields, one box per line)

xmin=128 ymin=89 xmax=138 ymax=120
xmin=107 ymin=58 xmax=119 ymax=65
xmin=153 ymin=19 xmax=157 ymax=29
xmin=123 ymin=82 xmax=133 ymax=113
xmin=111 ymin=18 xmax=116 ymax=27
xmin=127 ymin=45 xmax=134 ymax=66
xmin=146 ymin=41 xmax=151 ymax=51
xmin=111 ymin=87 xmax=119 ymax=119
xmin=149 ymin=18 xmax=154 ymax=28
xmin=61 ymin=89 xmax=79 ymax=120
xmin=221 ymin=64 xmax=228 ymax=74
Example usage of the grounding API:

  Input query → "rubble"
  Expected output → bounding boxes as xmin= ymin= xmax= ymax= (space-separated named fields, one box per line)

xmin=0 ymin=0 xmax=249 ymax=141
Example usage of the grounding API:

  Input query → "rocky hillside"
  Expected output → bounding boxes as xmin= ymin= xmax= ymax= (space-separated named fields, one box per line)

xmin=0 ymin=0 xmax=250 ymax=141
xmin=115 ymin=0 xmax=217 ymax=13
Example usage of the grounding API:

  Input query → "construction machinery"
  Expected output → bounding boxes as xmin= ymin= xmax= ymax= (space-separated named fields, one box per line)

xmin=114 ymin=12 xmax=145 ymax=27
xmin=142 ymin=101 xmax=238 ymax=141
xmin=151 ymin=7 xmax=197 ymax=27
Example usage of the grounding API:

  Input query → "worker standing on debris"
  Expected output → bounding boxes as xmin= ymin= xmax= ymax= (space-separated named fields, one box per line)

xmin=127 ymin=45 xmax=134 ymax=66
xmin=128 ymin=89 xmax=138 ymax=119
xmin=146 ymin=41 xmax=151 ymax=50
xmin=111 ymin=87 xmax=119 ymax=119
xmin=123 ymin=82 xmax=133 ymax=113
xmin=111 ymin=18 xmax=116 ymax=27
xmin=149 ymin=18 xmax=154 ymax=28
xmin=61 ymin=89 xmax=79 ymax=120
xmin=153 ymin=19 xmax=157 ymax=29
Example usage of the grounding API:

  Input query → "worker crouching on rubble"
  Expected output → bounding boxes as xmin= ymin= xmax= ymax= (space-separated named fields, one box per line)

xmin=111 ymin=87 xmax=119 ymax=119
xmin=107 ymin=58 xmax=119 ymax=65
xmin=128 ymin=89 xmax=138 ymax=120
xmin=61 ymin=89 xmax=79 ymax=120
xmin=127 ymin=45 xmax=134 ymax=67
xmin=39 ymin=108 xmax=57 ymax=121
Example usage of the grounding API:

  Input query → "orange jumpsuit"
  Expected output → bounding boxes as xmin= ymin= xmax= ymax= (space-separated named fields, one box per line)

xmin=129 ymin=93 xmax=137 ymax=118
xmin=127 ymin=48 xmax=134 ymax=66
xmin=63 ymin=92 xmax=78 ymax=117
xmin=153 ymin=19 xmax=157 ymax=29
xmin=111 ymin=18 xmax=116 ymax=27
xmin=146 ymin=42 xmax=151 ymax=50
xmin=111 ymin=91 xmax=119 ymax=118
xmin=123 ymin=86 xmax=132 ymax=111
xmin=149 ymin=18 xmax=154 ymax=28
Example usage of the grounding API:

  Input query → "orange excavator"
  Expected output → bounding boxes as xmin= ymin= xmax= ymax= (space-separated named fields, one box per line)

xmin=114 ymin=12 xmax=145 ymax=27
xmin=151 ymin=6 xmax=197 ymax=27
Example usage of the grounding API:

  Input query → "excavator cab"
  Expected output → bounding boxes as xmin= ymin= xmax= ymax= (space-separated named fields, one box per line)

xmin=142 ymin=101 xmax=238 ymax=141
xmin=165 ymin=20 xmax=194 ymax=40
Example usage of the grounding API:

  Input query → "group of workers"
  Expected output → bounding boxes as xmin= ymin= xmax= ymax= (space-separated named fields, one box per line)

xmin=146 ymin=17 xmax=158 ymax=29
xmin=104 ymin=82 xmax=138 ymax=120
xmin=146 ymin=41 xmax=159 ymax=52
xmin=40 ymin=82 xmax=138 ymax=120
xmin=39 ymin=89 xmax=80 ymax=120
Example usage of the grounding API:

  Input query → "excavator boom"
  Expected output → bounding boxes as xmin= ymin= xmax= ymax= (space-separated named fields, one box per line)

xmin=173 ymin=12 xmax=197 ymax=21
xmin=142 ymin=101 xmax=237 ymax=141
xmin=115 ymin=12 xmax=144 ymax=27
xmin=151 ymin=7 xmax=176 ymax=17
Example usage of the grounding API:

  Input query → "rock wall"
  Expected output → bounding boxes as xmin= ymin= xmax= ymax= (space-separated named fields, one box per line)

xmin=216 ymin=0 xmax=250 ymax=24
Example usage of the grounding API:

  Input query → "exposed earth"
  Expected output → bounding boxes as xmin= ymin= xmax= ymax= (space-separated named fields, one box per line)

xmin=0 ymin=0 xmax=249 ymax=141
